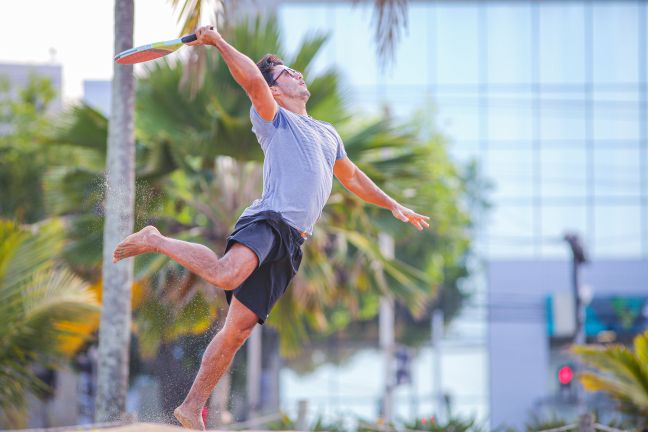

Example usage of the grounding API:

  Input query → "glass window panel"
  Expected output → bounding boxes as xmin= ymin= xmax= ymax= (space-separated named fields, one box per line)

xmin=331 ymin=4 xmax=379 ymax=86
xmin=486 ymin=4 xmax=532 ymax=84
xmin=384 ymin=86 xmax=429 ymax=117
xmin=540 ymin=205 xmax=588 ymax=258
xmin=486 ymin=145 xmax=534 ymax=201
xmin=487 ymin=204 xmax=535 ymax=257
xmin=383 ymin=4 xmax=430 ymax=86
xmin=539 ymin=91 xmax=587 ymax=140
xmin=539 ymin=4 xmax=586 ymax=84
xmin=594 ymin=205 xmax=642 ymax=257
xmin=592 ymin=4 xmax=640 ymax=84
xmin=541 ymin=147 xmax=587 ymax=199
xmin=487 ymin=91 xmax=534 ymax=140
xmin=593 ymin=91 xmax=640 ymax=141
xmin=436 ymin=92 xmax=482 ymax=141
xmin=388 ymin=101 xmax=424 ymax=123
xmin=435 ymin=5 xmax=480 ymax=85
xmin=594 ymin=146 xmax=641 ymax=198
xmin=346 ymin=88 xmax=381 ymax=117
xmin=448 ymin=140 xmax=481 ymax=166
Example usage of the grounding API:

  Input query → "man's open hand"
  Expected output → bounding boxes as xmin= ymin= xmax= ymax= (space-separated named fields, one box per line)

xmin=391 ymin=203 xmax=430 ymax=231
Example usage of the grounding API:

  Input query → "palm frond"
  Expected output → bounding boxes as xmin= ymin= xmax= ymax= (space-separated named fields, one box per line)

xmin=0 ymin=220 xmax=101 ymax=418
xmin=289 ymin=32 xmax=329 ymax=75
xmin=46 ymin=105 xmax=108 ymax=153
xmin=572 ymin=331 xmax=648 ymax=418
xmin=353 ymin=0 xmax=409 ymax=70
xmin=0 ymin=219 xmax=64 ymax=294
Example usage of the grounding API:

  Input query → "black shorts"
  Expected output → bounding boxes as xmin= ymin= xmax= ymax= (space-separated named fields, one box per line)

xmin=224 ymin=210 xmax=305 ymax=324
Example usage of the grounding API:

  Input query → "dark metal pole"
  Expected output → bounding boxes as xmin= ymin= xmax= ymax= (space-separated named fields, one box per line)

xmin=564 ymin=233 xmax=588 ymax=413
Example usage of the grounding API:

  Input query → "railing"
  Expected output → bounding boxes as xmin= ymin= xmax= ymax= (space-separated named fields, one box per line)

xmin=538 ymin=413 xmax=629 ymax=432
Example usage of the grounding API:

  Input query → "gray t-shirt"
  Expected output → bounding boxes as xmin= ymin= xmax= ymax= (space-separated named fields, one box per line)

xmin=240 ymin=105 xmax=347 ymax=234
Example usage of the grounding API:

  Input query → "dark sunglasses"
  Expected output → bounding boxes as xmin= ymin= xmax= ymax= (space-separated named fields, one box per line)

xmin=270 ymin=67 xmax=303 ymax=86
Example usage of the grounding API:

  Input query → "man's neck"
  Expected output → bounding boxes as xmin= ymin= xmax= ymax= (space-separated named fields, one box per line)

xmin=278 ymin=99 xmax=308 ymax=117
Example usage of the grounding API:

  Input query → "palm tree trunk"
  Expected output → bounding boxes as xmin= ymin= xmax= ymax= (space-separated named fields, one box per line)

xmin=95 ymin=0 xmax=135 ymax=422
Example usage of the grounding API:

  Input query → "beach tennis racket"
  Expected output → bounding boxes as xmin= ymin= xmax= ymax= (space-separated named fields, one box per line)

xmin=114 ymin=27 xmax=213 ymax=64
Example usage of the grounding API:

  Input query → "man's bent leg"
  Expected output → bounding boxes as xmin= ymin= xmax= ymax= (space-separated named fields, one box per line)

xmin=112 ymin=226 xmax=258 ymax=289
xmin=174 ymin=297 xmax=259 ymax=430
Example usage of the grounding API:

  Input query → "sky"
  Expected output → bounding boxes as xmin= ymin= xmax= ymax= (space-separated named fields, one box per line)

xmin=0 ymin=0 xmax=187 ymax=101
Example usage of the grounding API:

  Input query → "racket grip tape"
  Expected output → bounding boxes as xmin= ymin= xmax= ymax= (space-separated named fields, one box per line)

xmin=181 ymin=27 xmax=214 ymax=44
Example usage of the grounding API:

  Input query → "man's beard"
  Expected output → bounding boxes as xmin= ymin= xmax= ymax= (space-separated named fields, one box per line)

xmin=284 ymin=85 xmax=310 ymax=101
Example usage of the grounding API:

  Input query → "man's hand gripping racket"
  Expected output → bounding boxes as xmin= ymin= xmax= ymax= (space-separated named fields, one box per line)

xmin=114 ymin=26 xmax=215 ymax=64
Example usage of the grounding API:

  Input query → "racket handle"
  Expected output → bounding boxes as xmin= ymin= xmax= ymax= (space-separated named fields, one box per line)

xmin=181 ymin=26 xmax=214 ymax=44
xmin=181 ymin=34 xmax=198 ymax=43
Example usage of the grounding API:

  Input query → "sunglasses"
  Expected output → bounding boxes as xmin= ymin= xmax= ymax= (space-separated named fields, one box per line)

xmin=270 ymin=67 xmax=303 ymax=86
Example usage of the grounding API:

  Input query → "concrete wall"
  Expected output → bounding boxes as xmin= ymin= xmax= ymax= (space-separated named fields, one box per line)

xmin=83 ymin=80 xmax=112 ymax=116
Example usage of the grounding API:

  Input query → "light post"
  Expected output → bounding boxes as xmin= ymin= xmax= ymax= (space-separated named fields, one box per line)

xmin=563 ymin=232 xmax=588 ymax=413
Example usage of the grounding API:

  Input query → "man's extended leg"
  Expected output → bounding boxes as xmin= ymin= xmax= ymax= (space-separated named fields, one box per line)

xmin=112 ymin=226 xmax=258 ymax=289
xmin=174 ymin=297 xmax=259 ymax=430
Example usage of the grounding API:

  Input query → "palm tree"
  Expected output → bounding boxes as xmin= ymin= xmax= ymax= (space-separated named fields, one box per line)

xmin=0 ymin=219 xmax=100 ymax=428
xmin=571 ymin=330 xmax=648 ymax=427
xmin=95 ymin=0 xmax=136 ymax=422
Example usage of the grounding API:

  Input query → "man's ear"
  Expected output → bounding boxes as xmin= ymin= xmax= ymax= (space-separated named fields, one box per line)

xmin=270 ymin=85 xmax=281 ymax=97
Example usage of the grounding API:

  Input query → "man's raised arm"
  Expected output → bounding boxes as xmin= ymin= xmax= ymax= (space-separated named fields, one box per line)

xmin=334 ymin=156 xmax=431 ymax=231
xmin=187 ymin=26 xmax=277 ymax=121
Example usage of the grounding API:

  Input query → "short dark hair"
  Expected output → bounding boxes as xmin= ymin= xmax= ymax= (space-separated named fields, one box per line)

xmin=257 ymin=54 xmax=284 ymax=86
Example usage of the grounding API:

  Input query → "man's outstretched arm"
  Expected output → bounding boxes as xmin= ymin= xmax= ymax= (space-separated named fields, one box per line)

xmin=333 ymin=157 xmax=430 ymax=231
xmin=187 ymin=26 xmax=277 ymax=121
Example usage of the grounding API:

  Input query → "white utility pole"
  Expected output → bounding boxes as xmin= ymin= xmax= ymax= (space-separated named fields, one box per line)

xmin=431 ymin=308 xmax=444 ymax=421
xmin=247 ymin=325 xmax=262 ymax=420
xmin=379 ymin=233 xmax=395 ymax=424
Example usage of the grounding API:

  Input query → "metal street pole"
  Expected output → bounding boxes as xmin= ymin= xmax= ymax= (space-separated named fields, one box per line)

xmin=563 ymin=233 xmax=588 ymax=414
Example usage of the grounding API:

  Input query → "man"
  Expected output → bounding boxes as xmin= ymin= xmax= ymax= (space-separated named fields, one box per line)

xmin=112 ymin=25 xmax=429 ymax=430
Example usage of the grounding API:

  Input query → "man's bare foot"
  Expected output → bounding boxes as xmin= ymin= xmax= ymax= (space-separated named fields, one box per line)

xmin=112 ymin=225 xmax=162 ymax=263
xmin=174 ymin=405 xmax=205 ymax=430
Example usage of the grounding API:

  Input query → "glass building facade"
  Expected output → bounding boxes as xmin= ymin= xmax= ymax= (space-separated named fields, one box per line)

xmin=280 ymin=0 xmax=648 ymax=260
xmin=276 ymin=0 xmax=648 ymax=424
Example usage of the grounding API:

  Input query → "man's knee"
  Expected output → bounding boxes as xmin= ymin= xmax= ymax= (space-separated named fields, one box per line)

xmin=222 ymin=323 xmax=255 ymax=347
xmin=206 ymin=261 xmax=238 ymax=290
xmin=209 ymin=244 xmax=258 ymax=290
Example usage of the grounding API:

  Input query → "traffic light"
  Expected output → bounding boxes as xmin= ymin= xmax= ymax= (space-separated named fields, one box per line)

xmin=557 ymin=364 xmax=575 ymax=401
xmin=558 ymin=365 xmax=574 ymax=386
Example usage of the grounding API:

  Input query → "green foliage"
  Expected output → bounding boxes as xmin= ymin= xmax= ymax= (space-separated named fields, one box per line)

xmin=264 ymin=412 xmax=296 ymax=430
xmin=242 ymin=413 xmax=485 ymax=432
xmin=522 ymin=413 xmax=568 ymax=431
xmin=494 ymin=411 xmax=640 ymax=432
xmin=0 ymin=219 xmax=100 ymax=427
xmin=402 ymin=415 xmax=485 ymax=432
xmin=0 ymin=74 xmax=57 ymax=222
xmin=571 ymin=330 xmax=648 ymax=427
xmin=264 ymin=413 xmax=347 ymax=432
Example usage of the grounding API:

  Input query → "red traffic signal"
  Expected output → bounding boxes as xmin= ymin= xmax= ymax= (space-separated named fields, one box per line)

xmin=558 ymin=365 xmax=574 ymax=386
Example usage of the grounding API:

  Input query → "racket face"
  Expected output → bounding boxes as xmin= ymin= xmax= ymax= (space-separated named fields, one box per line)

xmin=115 ymin=48 xmax=174 ymax=64
xmin=114 ymin=39 xmax=183 ymax=64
